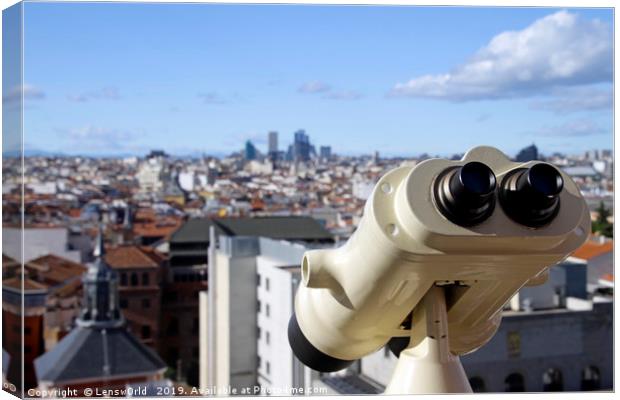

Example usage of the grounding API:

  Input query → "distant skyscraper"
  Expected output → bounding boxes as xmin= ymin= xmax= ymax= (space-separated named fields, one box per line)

xmin=293 ymin=130 xmax=311 ymax=162
xmin=268 ymin=131 xmax=278 ymax=155
xmin=146 ymin=149 xmax=169 ymax=160
xmin=516 ymin=144 xmax=538 ymax=162
xmin=245 ymin=140 xmax=258 ymax=161
xmin=320 ymin=146 xmax=332 ymax=161
xmin=286 ymin=144 xmax=294 ymax=162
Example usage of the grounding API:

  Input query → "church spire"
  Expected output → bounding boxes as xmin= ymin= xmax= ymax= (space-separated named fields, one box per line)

xmin=93 ymin=223 xmax=106 ymax=258
xmin=122 ymin=203 xmax=132 ymax=230
xmin=77 ymin=224 xmax=124 ymax=328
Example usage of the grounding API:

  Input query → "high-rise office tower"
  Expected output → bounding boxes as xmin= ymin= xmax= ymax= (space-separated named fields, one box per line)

xmin=268 ymin=131 xmax=278 ymax=155
xmin=293 ymin=130 xmax=311 ymax=162
xmin=245 ymin=140 xmax=258 ymax=161
xmin=320 ymin=146 xmax=332 ymax=161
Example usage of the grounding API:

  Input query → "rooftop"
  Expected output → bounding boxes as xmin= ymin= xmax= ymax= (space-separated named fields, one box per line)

xmin=571 ymin=238 xmax=613 ymax=261
xmin=34 ymin=326 xmax=167 ymax=384
xmin=321 ymin=374 xmax=382 ymax=395
xmin=105 ymin=245 xmax=166 ymax=269
xmin=3 ymin=276 xmax=48 ymax=291
xmin=26 ymin=254 xmax=87 ymax=286
xmin=170 ymin=216 xmax=334 ymax=244
xmin=213 ymin=216 xmax=333 ymax=242
xmin=170 ymin=218 xmax=217 ymax=244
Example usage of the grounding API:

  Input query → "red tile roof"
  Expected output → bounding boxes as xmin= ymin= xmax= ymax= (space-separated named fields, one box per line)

xmin=571 ymin=239 xmax=614 ymax=261
xmin=3 ymin=276 xmax=48 ymax=291
xmin=105 ymin=246 xmax=165 ymax=269
xmin=26 ymin=254 xmax=87 ymax=286
xmin=3 ymin=254 xmax=20 ymax=269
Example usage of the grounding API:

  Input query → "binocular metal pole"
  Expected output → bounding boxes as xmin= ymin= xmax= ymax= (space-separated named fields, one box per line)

xmin=384 ymin=285 xmax=472 ymax=394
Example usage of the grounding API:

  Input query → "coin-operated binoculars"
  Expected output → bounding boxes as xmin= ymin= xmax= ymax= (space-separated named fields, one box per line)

xmin=288 ymin=146 xmax=590 ymax=393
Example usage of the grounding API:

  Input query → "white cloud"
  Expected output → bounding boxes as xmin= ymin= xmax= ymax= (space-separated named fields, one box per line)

xmin=298 ymin=81 xmax=332 ymax=94
xmin=530 ymin=86 xmax=612 ymax=114
xmin=298 ymin=81 xmax=363 ymax=100
xmin=476 ymin=113 xmax=491 ymax=123
xmin=67 ymin=87 xmax=120 ymax=102
xmin=323 ymin=90 xmax=363 ymax=101
xmin=3 ymin=84 xmax=45 ymax=103
xmin=56 ymin=125 xmax=138 ymax=150
xmin=198 ymin=92 xmax=227 ymax=104
xmin=537 ymin=118 xmax=606 ymax=137
xmin=391 ymin=11 xmax=612 ymax=101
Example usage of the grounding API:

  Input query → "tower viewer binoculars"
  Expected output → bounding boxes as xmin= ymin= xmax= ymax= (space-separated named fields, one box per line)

xmin=288 ymin=146 xmax=590 ymax=392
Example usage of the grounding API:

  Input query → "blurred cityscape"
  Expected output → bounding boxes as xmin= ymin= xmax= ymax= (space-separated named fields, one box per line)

xmin=1 ymin=129 xmax=614 ymax=396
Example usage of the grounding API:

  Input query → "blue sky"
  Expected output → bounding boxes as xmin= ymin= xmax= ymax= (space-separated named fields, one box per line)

xmin=15 ymin=3 xmax=614 ymax=157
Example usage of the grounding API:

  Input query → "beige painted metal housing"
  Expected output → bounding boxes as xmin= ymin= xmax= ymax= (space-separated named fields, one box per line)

xmin=294 ymin=146 xmax=591 ymax=366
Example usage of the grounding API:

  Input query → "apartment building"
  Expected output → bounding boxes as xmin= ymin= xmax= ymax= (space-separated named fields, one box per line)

xmin=105 ymin=245 xmax=165 ymax=351
xmin=201 ymin=235 xmax=324 ymax=394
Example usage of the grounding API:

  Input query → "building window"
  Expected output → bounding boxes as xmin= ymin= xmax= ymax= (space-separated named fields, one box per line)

xmin=142 ymin=272 xmax=150 ymax=286
xmin=266 ymin=361 xmax=271 ymax=375
xmin=543 ymin=368 xmax=563 ymax=392
xmin=120 ymin=298 xmax=128 ymax=309
xmin=164 ymin=292 xmax=178 ymax=302
xmin=507 ymin=331 xmax=521 ymax=358
xmin=121 ymin=272 xmax=128 ymax=286
xmin=131 ymin=273 xmax=139 ymax=286
xmin=142 ymin=325 xmax=151 ymax=339
xmin=266 ymin=331 xmax=270 ymax=345
xmin=266 ymin=278 xmax=270 ymax=291
xmin=266 ymin=304 xmax=270 ymax=317
xmin=192 ymin=317 xmax=199 ymax=334
xmin=581 ymin=366 xmax=601 ymax=391
xmin=168 ymin=317 xmax=179 ymax=336
xmin=257 ymin=300 xmax=261 ymax=313
xmin=504 ymin=373 xmax=525 ymax=392
xmin=257 ymin=356 xmax=261 ymax=369
xmin=257 ymin=273 xmax=261 ymax=287
xmin=469 ymin=377 xmax=486 ymax=393
xmin=142 ymin=298 xmax=151 ymax=309
xmin=257 ymin=327 xmax=261 ymax=339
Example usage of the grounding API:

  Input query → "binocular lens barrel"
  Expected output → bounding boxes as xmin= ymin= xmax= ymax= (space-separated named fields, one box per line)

xmin=499 ymin=163 xmax=563 ymax=227
xmin=288 ymin=313 xmax=354 ymax=372
xmin=434 ymin=161 xmax=497 ymax=226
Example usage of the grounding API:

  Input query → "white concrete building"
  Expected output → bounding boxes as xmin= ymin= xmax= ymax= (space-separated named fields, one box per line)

xmin=352 ymin=179 xmax=375 ymax=200
xmin=256 ymin=259 xmax=304 ymax=392
xmin=3 ymin=227 xmax=81 ymax=263
xmin=201 ymin=235 xmax=321 ymax=395
xmin=136 ymin=157 xmax=166 ymax=194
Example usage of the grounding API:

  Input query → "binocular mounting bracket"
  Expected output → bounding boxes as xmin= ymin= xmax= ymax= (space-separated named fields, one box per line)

xmin=384 ymin=284 xmax=473 ymax=394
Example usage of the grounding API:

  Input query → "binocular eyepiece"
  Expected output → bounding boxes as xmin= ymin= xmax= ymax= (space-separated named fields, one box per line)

xmin=434 ymin=161 xmax=564 ymax=228
xmin=499 ymin=163 xmax=564 ymax=227
xmin=434 ymin=161 xmax=497 ymax=227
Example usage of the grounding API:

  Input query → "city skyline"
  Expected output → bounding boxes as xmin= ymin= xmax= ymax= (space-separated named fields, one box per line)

xmin=7 ymin=4 xmax=615 ymax=157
